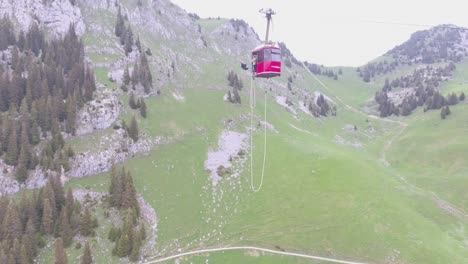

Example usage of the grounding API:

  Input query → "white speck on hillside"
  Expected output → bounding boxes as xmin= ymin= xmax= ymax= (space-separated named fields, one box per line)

xmin=172 ymin=92 xmax=185 ymax=102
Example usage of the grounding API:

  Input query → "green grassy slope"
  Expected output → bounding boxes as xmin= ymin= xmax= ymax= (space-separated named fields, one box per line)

xmin=65 ymin=84 xmax=467 ymax=264
xmin=44 ymin=1 xmax=468 ymax=263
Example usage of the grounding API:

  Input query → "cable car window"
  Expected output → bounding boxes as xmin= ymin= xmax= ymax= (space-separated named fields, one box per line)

xmin=264 ymin=49 xmax=271 ymax=62
xmin=271 ymin=49 xmax=281 ymax=62
xmin=252 ymin=52 xmax=258 ymax=63
xmin=257 ymin=50 xmax=264 ymax=62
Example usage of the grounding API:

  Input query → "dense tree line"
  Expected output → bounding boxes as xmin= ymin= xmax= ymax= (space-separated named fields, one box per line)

xmin=109 ymin=165 xmax=140 ymax=214
xmin=188 ymin=13 xmax=200 ymax=20
xmin=108 ymin=165 xmax=145 ymax=261
xmin=121 ymin=62 xmax=153 ymax=95
xmin=229 ymin=19 xmax=249 ymax=35
xmin=306 ymin=94 xmax=336 ymax=117
xmin=115 ymin=7 xmax=141 ymax=55
xmin=357 ymin=60 xmax=399 ymax=82
xmin=0 ymin=175 xmax=98 ymax=263
xmin=360 ymin=27 xmax=467 ymax=82
xmin=226 ymin=70 xmax=242 ymax=104
xmin=0 ymin=19 xmax=96 ymax=182
xmin=304 ymin=62 xmax=339 ymax=80
xmin=374 ymin=64 xmax=463 ymax=117
xmin=383 ymin=63 xmax=455 ymax=93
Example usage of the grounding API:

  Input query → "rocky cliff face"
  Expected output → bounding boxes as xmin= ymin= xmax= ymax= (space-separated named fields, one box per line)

xmin=0 ymin=0 xmax=85 ymax=36
xmin=211 ymin=19 xmax=260 ymax=57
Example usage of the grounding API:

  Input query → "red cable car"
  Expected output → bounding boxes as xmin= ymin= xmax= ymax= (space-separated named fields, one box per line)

xmin=252 ymin=44 xmax=281 ymax=78
xmin=252 ymin=8 xmax=281 ymax=79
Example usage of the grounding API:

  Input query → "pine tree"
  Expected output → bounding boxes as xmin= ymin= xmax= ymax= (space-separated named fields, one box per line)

xmin=460 ymin=92 xmax=465 ymax=101
xmin=2 ymin=203 xmax=22 ymax=244
xmin=0 ymin=249 xmax=6 ymax=264
xmin=115 ymin=7 xmax=124 ymax=37
xmin=123 ymin=66 xmax=130 ymax=85
xmin=121 ymin=172 xmax=137 ymax=212
xmin=232 ymin=87 xmax=241 ymax=104
xmin=81 ymin=242 xmax=93 ymax=264
xmin=109 ymin=164 xmax=120 ymax=207
xmin=54 ymin=238 xmax=68 ymax=264
xmin=5 ymin=122 xmax=18 ymax=166
xmin=128 ymin=116 xmax=139 ymax=142
xmin=16 ymin=122 xmax=32 ymax=182
xmin=139 ymin=98 xmax=147 ymax=118
xmin=65 ymin=188 xmax=74 ymax=215
xmin=119 ymin=25 xmax=127 ymax=45
xmin=15 ymin=163 xmax=28 ymax=183
xmin=131 ymin=63 xmax=139 ymax=86
xmin=44 ymin=180 xmax=57 ymax=218
xmin=19 ymin=244 xmax=29 ymax=264
xmin=7 ymin=254 xmax=14 ymax=264
xmin=116 ymin=234 xmax=131 ymax=258
xmin=29 ymin=120 xmax=40 ymax=145
xmin=52 ymin=174 xmax=65 ymax=209
xmin=108 ymin=225 xmax=119 ymax=242
xmin=441 ymin=107 xmax=447 ymax=119
xmin=129 ymin=229 xmax=141 ymax=262
xmin=80 ymin=207 xmax=93 ymax=237
xmin=124 ymin=26 xmax=134 ymax=55
xmin=448 ymin=93 xmax=459 ymax=105
xmin=135 ymin=36 xmax=142 ymax=53
xmin=139 ymin=53 xmax=152 ymax=94
xmin=24 ymin=220 xmax=38 ymax=260
xmin=18 ymin=30 xmax=26 ymax=51
xmin=139 ymin=224 xmax=147 ymax=241
xmin=65 ymin=97 xmax=76 ymax=135
xmin=42 ymin=198 xmax=54 ymax=234
xmin=12 ymin=238 xmax=21 ymax=264
xmin=129 ymin=93 xmax=138 ymax=109
xmin=59 ymin=207 xmax=73 ymax=247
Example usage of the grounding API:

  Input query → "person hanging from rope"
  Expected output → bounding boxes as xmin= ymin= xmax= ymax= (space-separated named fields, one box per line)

xmin=241 ymin=54 xmax=257 ymax=72
xmin=251 ymin=54 xmax=258 ymax=74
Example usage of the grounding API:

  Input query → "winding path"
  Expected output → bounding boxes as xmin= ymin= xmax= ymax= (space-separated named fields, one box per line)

xmin=302 ymin=65 xmax=468 ymax=221
xmin=143 ymin=246 xmax=368 ymax=264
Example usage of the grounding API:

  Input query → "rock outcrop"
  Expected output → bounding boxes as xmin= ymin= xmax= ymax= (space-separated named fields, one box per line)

xmin=76 ymin=89 xmax=121 ymax=135
xmin=70 ymin=129 xmax=162 ymax=178
xmin=0 ymin=0 xmax=85 ymax=36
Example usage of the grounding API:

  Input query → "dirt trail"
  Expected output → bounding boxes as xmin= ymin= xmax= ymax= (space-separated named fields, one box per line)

xmin=303 ymin=65 xmax=468 ymax=222
xmin=142 ymin=246 xmax=368 ymax=264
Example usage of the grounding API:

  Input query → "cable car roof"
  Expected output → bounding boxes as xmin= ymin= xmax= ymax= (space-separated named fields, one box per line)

xmin=252 ymin=43 xmax=280 ymax=53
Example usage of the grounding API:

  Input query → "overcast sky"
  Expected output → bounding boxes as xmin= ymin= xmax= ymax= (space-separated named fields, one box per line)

xmin=171 ymin=0 xmax=468 ymax=67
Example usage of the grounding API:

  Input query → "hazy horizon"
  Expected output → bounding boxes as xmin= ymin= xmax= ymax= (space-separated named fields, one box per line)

xmin=172 ymin=0 xmax=468 ymax=67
